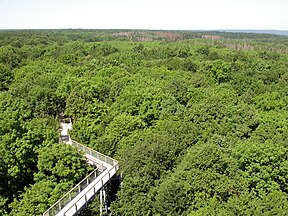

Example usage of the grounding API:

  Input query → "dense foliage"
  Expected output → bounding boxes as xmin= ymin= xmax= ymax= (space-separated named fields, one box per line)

xmin=0 ymin=30 xmax=288 ymax=215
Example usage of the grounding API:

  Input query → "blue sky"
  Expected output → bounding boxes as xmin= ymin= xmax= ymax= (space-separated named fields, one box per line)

xmin=0 ymin=0 xmax=287 ymax=30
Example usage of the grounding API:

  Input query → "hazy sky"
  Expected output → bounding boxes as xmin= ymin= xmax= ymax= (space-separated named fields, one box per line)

xmin=0 ymin=0 xmax=287 ymax=30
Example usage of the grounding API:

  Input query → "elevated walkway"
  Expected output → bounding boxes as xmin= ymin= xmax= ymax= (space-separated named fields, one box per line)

xmin=43 ymin=121 xmax=119 ymax=216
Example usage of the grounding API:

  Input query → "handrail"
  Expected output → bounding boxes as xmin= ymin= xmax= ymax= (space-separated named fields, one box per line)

xmin=70 ymin=140 xmax=117 ymax=166
xmin=62 ymin=163 xmax=119 ymax=215
xmin=43 ymin=139 xmax=119 ymax=216
xmin=43 ymin=168 xmax=101 ymax=216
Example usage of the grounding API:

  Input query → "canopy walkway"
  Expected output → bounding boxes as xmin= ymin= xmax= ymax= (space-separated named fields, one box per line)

xmin=43 ymin=120 xmax=120 ymax=216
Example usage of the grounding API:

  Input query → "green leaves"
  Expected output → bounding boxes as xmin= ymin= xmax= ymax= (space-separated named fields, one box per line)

xmin=254 ymin=91 xmax=287 ymax=111
xmin=35 ymin=144 xmax=87 ymax=183
xmin=0 ymin=64 xmax=12 ymax=91
xmin=10 ymin=60 xmax=70 ymax=116
xmin=0 ymin=45 xmax=20 ymax=68
xmin=10 ymin=180 xmax=73 ymax=216
xmin=232 ymin=141 xmax=288 ymax=195
xmin=189 ymin=190 xmax=288 ymax=216
xmin=9 ymin=143 xmax=88 ymax=216
xmin=153 ymin=143 xmax=245 ymax=216
xmin=206 ymin=60 xmax=232 ymax=84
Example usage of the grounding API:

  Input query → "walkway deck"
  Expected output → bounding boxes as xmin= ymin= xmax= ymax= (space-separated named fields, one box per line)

xmin=43 ymin=122 xmax=119 ymax=216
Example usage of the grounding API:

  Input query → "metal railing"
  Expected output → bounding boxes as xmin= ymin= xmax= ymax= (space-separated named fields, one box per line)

xmin=71 ymin=140 xmax=116 ymax=166
xmin=43 ymin=139 xmax=119 ymax=216
xmin=43 ymin=168 xmax=101 ymax=216
xmin=61 ymin=164 xmax=119 ymax=216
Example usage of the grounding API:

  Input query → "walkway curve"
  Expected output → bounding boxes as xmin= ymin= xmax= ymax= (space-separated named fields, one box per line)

xmin=43 ymin=120 xmax=119 ymax=216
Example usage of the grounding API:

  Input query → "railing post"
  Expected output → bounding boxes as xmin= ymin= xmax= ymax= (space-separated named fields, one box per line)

xmin=108 ymin=172 xmax=111 ymax=184
xmin=103 ymin=188 xmax=108 ymax=214
xmin=100 ymin=189 xmax=103 ymax=216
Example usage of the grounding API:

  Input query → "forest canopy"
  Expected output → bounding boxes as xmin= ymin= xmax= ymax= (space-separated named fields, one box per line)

xmin=0 ymin=30 xmax=288 ymax=215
